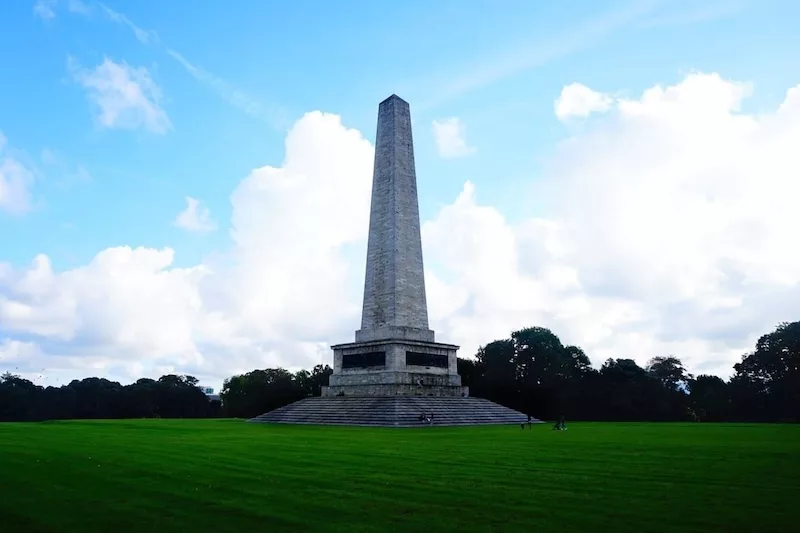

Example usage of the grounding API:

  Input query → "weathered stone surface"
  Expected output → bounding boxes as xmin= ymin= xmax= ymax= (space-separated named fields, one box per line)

xmin=248 ymin=396 xmax=540 ymax=427
xmin=355 ymin=325 xmax=434 ymax=343
xmin=325 ymin=95 xmax=463 ymax=397
xmin=326 ymin=338 xmax=463 ymax=397
xmin=319 ymin=94 xmax=464 ymax=399
xmin=357 ymin=95 xmax=433 ymax=342
xmin=331 ymin=339 xmax=459 ymax=374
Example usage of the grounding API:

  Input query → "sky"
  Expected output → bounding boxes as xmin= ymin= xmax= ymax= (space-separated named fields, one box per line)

xmin=1 ymin=0 xmax=799 ymax=391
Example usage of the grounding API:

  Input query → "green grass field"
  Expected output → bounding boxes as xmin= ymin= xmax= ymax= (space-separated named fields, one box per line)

xmin=0 ymin=420 xmax=797 ymax=533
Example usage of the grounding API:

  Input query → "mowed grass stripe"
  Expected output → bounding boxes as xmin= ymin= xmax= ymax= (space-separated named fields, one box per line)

xmin=0 ymin=421 xmax=797 ymax=533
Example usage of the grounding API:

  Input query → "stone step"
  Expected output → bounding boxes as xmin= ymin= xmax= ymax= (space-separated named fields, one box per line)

xmin=247 ymin=396 xmax=541 ymax=427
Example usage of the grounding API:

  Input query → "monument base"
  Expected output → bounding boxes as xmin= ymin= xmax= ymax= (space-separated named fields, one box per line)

xmin=248 ymin=396 xmax=537 ymax=427
xmin=323 ymin=338 xmax=466 ymax=398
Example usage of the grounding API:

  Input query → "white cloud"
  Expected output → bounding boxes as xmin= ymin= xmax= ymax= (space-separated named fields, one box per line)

xmin=174 ymin=197 xmax=217 ymax=233
xmin=0 ymin=111 xmax=373 ymax=385
xmin=0 ymin=131 xmax=35 ymax=214
xmin=69 ymin=56 xmax=172 ymax=134
xmin=554 ymin=83 xmax=614 ymax=121
xmin=432 ymin=117 xmax=476 ymax=158
xmin=0 ymin=339 xmax=43 ymax=364
xmin=426 ymin=72 xmax=800 ymax=378
xmin=62 ymin=2 xmax=285 ymax=129
xmin=33 ymin=0 xmax=57 ymax=20
xmin=166 ymin=49 xmax=287 ymax=129
xmin=2 ymin=72 xmax=799 ymax=388
xmin=97 ymin=2 xmax=158 ymax=44
xmin=216 ymin=111 xmax=373 ymax=343
xmin=0 ymin=249 xmax=212 ymax=384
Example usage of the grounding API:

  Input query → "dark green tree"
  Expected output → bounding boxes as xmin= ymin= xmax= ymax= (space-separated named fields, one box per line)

xmin=646 ymin=356 xmax=692 ymax=391
xmin=221 ymin=368 xmax=307 ymax=418
xmin=731 ymin=321 xmax=800 ymax=422
xmin=689 ymin=374 xmax=730 ymax=421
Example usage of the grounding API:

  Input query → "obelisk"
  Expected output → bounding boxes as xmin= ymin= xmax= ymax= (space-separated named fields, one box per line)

xmin=323 ymin=95 xmax=466 ymax=398
xmin=357 ymin=95 xmax=433 ymax=344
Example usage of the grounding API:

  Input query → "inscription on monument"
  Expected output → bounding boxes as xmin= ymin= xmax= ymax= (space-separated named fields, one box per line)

xmin=405 ymin=352 xmax=448 ymax=368
xmin=341 ymin=351 xmax=386 ymax=369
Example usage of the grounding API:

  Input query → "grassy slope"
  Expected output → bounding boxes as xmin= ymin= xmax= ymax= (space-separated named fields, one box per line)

xmin=0 ymin=421 xmax=797 ymax=533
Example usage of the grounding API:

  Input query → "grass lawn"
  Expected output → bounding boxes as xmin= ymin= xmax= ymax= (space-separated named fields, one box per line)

xmin=0 ymin=420 xmax=797 ymax=533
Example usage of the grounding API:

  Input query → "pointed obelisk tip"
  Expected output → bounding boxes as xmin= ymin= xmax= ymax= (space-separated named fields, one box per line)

xmin=379 ymin=94 xmax=409 ymax=107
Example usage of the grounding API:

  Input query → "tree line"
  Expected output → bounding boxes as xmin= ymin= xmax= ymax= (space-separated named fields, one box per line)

xmin=0 ymin=374 xmax=223 ymax=422
xmin=459 ymin=321 xmax=798 ymax=423
xmin=1 ymin=321 xmax=797 ymax=422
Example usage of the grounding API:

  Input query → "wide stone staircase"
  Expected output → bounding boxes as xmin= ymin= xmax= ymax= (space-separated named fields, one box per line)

xmin=247 ymin=396 xmax=539 ymax=427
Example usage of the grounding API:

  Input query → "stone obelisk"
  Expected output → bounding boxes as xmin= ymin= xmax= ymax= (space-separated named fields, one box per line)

xmin=357 ymin=95 xmax=432 ymax=344
xmin=322 ymin=95 xmax=466 ymax=398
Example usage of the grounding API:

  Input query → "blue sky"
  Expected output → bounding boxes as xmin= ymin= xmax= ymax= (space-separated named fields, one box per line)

xmin=3 ymin=0 xmax=797 ymax=269
xmin=2 ymin=0 xmax=800 ymax=388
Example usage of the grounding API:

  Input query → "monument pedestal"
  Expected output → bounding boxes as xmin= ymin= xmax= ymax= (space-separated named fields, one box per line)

xmin=321 ymin=338 xmax=468 ymax=398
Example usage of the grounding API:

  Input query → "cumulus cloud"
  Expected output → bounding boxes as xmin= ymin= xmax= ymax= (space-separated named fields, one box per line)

xmin=218 ymin=111 xmax=373 ymax=343
xmin=427 ymin=72 xmax=800 ymax=377
xmin=68 ymin=56 xmax=172 ymax=134
xmin=0 ymin=249 xmax=212 ymax=386
xmin=2 ymin=72 xmax=799 ymax=387
xmin=174 ymin=197 xmax=217 ymax=233
xmin=554 ymin=82 xmax=614 ymax=121
xmin=0 ymin=131 xmax=35 ymax=214
xmin=432 ymin=117 xmax=476 ymax=158
xmin=0 ymin=111 xmax=373 ymax=385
